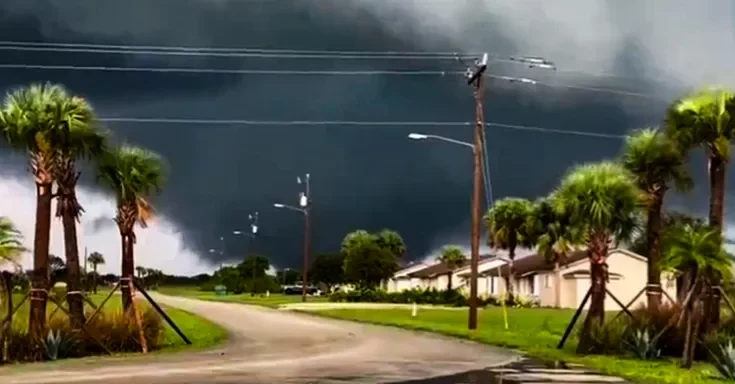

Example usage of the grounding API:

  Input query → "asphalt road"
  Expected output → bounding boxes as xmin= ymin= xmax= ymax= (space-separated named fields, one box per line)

xmin=0 ymin=294 xmax=521 ymax=384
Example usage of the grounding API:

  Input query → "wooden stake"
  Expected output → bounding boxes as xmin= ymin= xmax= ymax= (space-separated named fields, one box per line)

xmin=129 ymin=284 xmax=148 ymax=353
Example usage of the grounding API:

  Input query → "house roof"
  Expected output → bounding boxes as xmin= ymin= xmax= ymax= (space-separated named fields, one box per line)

xmin=409 ymin=255 xmax=493 ymax=278
xmin=508 ymin=250 xmax=589 ymax=275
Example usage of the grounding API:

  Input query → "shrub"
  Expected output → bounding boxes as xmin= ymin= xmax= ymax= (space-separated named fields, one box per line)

xmin=576 ymin=316 xmax=630 ymax=355
xmin=6 ymin=307 xmax=164 ymax=362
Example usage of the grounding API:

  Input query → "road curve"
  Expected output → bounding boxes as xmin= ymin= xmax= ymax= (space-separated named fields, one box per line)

xmin=0 ymin=294 xmax=520 ymax=383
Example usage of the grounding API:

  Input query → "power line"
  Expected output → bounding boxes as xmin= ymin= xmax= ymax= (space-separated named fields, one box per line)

xmin=0 ymin=64 xmax=450 ymax=76
xmin=0 ymin=40 xmax=679 ymax=84
xmin=0 ymin=45 xmax=475 ymax=61
xmin=0 ymin=64 xmax=661 ymax=100
xmin=0 ymin=40 xmax=482 ymax=56
xmin=98 ymin=117 xmax=626 ymax=139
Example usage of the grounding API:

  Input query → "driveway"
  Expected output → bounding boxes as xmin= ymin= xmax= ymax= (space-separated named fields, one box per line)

xmin=0 ymin=293 xmax=521 ymax=383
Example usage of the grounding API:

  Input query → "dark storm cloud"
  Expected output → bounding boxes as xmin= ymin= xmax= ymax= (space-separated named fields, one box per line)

xmin=1 ymin=0 xmax=734 ymax=269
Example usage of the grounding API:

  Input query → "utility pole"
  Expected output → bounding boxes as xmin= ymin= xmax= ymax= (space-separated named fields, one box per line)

xmin=248 ymin=212 xmax=259 ymax=295
xmin=298 ymin=173 xmax=312 ymax=303
xmin=465 ymin=53 xmax=488 ymax=331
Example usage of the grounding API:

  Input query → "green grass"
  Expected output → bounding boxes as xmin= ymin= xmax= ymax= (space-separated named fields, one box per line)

xmin=5 ymin=290 xmax=228 ymax=354
xmin=158 ymin=286 xmax=328 ymax=308
xmin=308 ymin=307 xmax=722 ymax=384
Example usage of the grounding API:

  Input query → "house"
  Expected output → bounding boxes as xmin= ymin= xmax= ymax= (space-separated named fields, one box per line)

xmin=384 ymin=261 xmax=438 ymax=292
xmin=388 ymin=248 xmax=677 ymax=310
xmin=385 ymin=255 xmax=492 ymax=293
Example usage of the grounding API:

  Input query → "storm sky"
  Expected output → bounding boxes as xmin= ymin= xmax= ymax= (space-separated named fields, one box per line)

xmin=1 ymin=0 xmax=735 ymax=275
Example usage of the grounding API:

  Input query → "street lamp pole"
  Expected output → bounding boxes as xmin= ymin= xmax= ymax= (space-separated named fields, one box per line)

xmin=273 ymin=172 xmax=311 ymax=303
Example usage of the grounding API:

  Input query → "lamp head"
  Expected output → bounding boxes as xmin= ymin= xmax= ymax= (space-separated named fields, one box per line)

xmin=273 ymin=203 xmax=285 ymax=208
xmin=408 ymin=133 xmax=428 ymax=140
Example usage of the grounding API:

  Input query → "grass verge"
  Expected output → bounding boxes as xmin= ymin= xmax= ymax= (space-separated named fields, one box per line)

xmin=2 ymin=290 xmax=228 ymax=364
xmin=158 ymin=286 xmax=328 ymax=308
xmin=304 ymin=307 xmax=721 ymax=384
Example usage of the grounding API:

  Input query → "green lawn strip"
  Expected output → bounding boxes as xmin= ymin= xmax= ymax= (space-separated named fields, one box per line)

xmin=305 ymin=308 xmax=721 ymax=384
xmin=158 ymin=286 xmax=328 ymax=308
xmin=5 ymin=291 xmax=228 ymax=355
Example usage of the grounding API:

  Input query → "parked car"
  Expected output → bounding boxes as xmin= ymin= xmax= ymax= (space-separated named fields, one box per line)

xmin=283 ymin=285 xmax=320 ymax=295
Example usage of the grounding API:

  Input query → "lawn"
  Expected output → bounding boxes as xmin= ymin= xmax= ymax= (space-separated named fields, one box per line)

xmin=309 ymin=307 xmax=722 ymax=384
xmin=4 ymin=290 xmax=228 ymax=355
xmin=158 ymin=286 xmax=328 ymax=308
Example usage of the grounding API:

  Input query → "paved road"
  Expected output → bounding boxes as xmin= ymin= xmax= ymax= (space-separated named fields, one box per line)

xmin=0 ymin=294 xmax=522 ymax=383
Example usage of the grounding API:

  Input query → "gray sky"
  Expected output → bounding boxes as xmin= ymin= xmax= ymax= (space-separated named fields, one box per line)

xmin=0 ymin=0 xmax=733 ymax=275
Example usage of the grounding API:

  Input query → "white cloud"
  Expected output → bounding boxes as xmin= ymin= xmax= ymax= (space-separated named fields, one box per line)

xmin=0 ymin=173 xmax=214 ymax=276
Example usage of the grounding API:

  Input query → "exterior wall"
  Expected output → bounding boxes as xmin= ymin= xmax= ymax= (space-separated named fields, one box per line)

xmin=537 ymin=271 xmax=557 ymax=307
xmin=557 ymin=250 xmax=678 ymax=310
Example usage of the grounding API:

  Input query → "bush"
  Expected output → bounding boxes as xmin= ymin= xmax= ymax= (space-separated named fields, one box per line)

xmin=328 ymin=288 xmax=520 ymax=307
xmin=6 ymin=307 xmax=164 ymax=362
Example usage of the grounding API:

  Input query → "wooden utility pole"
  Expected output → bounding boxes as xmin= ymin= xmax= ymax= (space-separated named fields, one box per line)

xmin=466 ymin=54 xmax=488 ymax=331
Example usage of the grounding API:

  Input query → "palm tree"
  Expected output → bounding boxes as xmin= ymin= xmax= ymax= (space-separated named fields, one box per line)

xmin=667 ymin=88 xmax=735 ymax=325
xmin=526 ymin=198 xmax=584 ymax=308
xmin=0 ymin=217 xmax=25 ymax=359
xmin=97 ymin=145 xmax=165 ymax=311
xmin=621 ymin=128 xmax=692 ymax=311
xmin=484 ymin=197 xmax=534 ymax=301
xmin=86 ymin=252 xmax=105 ymax=294
xmin=660 ymin=223 xmax=732 ymax=368
xmin=551 ymin=161 xmax=643 ymax=353
xmin=135 ymin=266 xmax=147 ymax=279
xmin=53 ymin=95 xmax=106 ymax=328
xmin=0 ymin=83 xmax=76 ymax=338
xmin=0 ymin=217 xmax=25 ymax=267
xmin=436 ymin=245 xmax=466 ymax=291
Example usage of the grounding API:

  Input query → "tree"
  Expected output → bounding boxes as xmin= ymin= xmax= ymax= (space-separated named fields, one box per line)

xmin=50 ymin=93 xmax=106 ymax=328
xmin=0 ymin=217 xmax=25 ymax=267
xmin=526 ymin=198 xmax=584 ymax=308
xmin=86 ymin=251 xmax=105 ymax=294
xmin=660 ymin=223 xmax=732 ymax=368
xmin=97 ymin=145 xmax=165 ymax=311
xmin=551 ymin=161 xmax=642 ymax=353
xmin=622 ymin=128 xmax=692 ymax=310
xmin=239 ymin=255 xmax=270 ymax=294
xmin=667 ymin=88 xmax=735 ymax=326
xmin=375 ymin=229 xmax=407 ymax=259
xmin=309 ymin=253 xmax=345 ymax=292
xmin=135 ymin=266 xmax=147 ymax=279
xmin=0 ymin=217 xmax=24 ymax=359
xmin=275 ymin=269 xmax=301 ymax=286
xmin=484 ymin=197 xmax=534 ymax=300
xmin=436 ymin=245 xmax=466 ymax=291
xmin=49 ymin=254 xmax=66 ymax=278
xmin=343 ymin=241 xmax=398 ymax=288
xmin=0 ymin=83 xmax=78 ymax=339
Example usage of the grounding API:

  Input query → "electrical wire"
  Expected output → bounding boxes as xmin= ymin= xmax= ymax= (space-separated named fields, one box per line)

xmin=0 ymin=40 xmax=680 ymax=84
xmin=0 ymin=45 xmax=475 ymax=61
xmin=97 ymin=117 xmax=626 ymax=139
xmin=0 ymin=64 xmax=662 ymax=100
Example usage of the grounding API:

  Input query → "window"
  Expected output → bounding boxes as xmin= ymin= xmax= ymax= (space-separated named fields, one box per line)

xmin=528 ymin=276 xmax=536 ymax=295
xmin=545 ymin=274 xmax=552 ymax=288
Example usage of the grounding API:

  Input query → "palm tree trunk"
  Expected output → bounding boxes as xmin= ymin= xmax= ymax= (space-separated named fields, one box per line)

xmin=92 ymin=265 xmax=98 ymax=294
xmin=1 ymin=271 xmax=12 ymax=362
xmin=681 ymin=278 xmax=702 ymax=368
xmin=29 ymin=181 xmax=52 ymax=341
xmin=577 ymin=233 xmax=608 ymax=353
xmin=507 ymin=247 xmax=516 ymax=303
xmin=61 ymin=212 xmax=85 ymax=329
xmin=121 ymin=233 xmax=135 ymax=311
xmin=646 ymin=191 xmax=664 ymax=312
xmin=706 ymin=155 xmax=726 ymax=328
xmin=447 ymin=272 xmax=453 ymax=291
xmin=554 ymin=262 xmax=562 ymax=308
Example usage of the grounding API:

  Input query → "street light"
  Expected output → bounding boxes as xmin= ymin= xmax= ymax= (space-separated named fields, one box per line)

xmin=273 ymin=172 xmax=311 ymax=303
xmin=233 ymin=212 xmax=260 ymax=295
xmin=407 ymin=133 xmax=475 ymax=150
